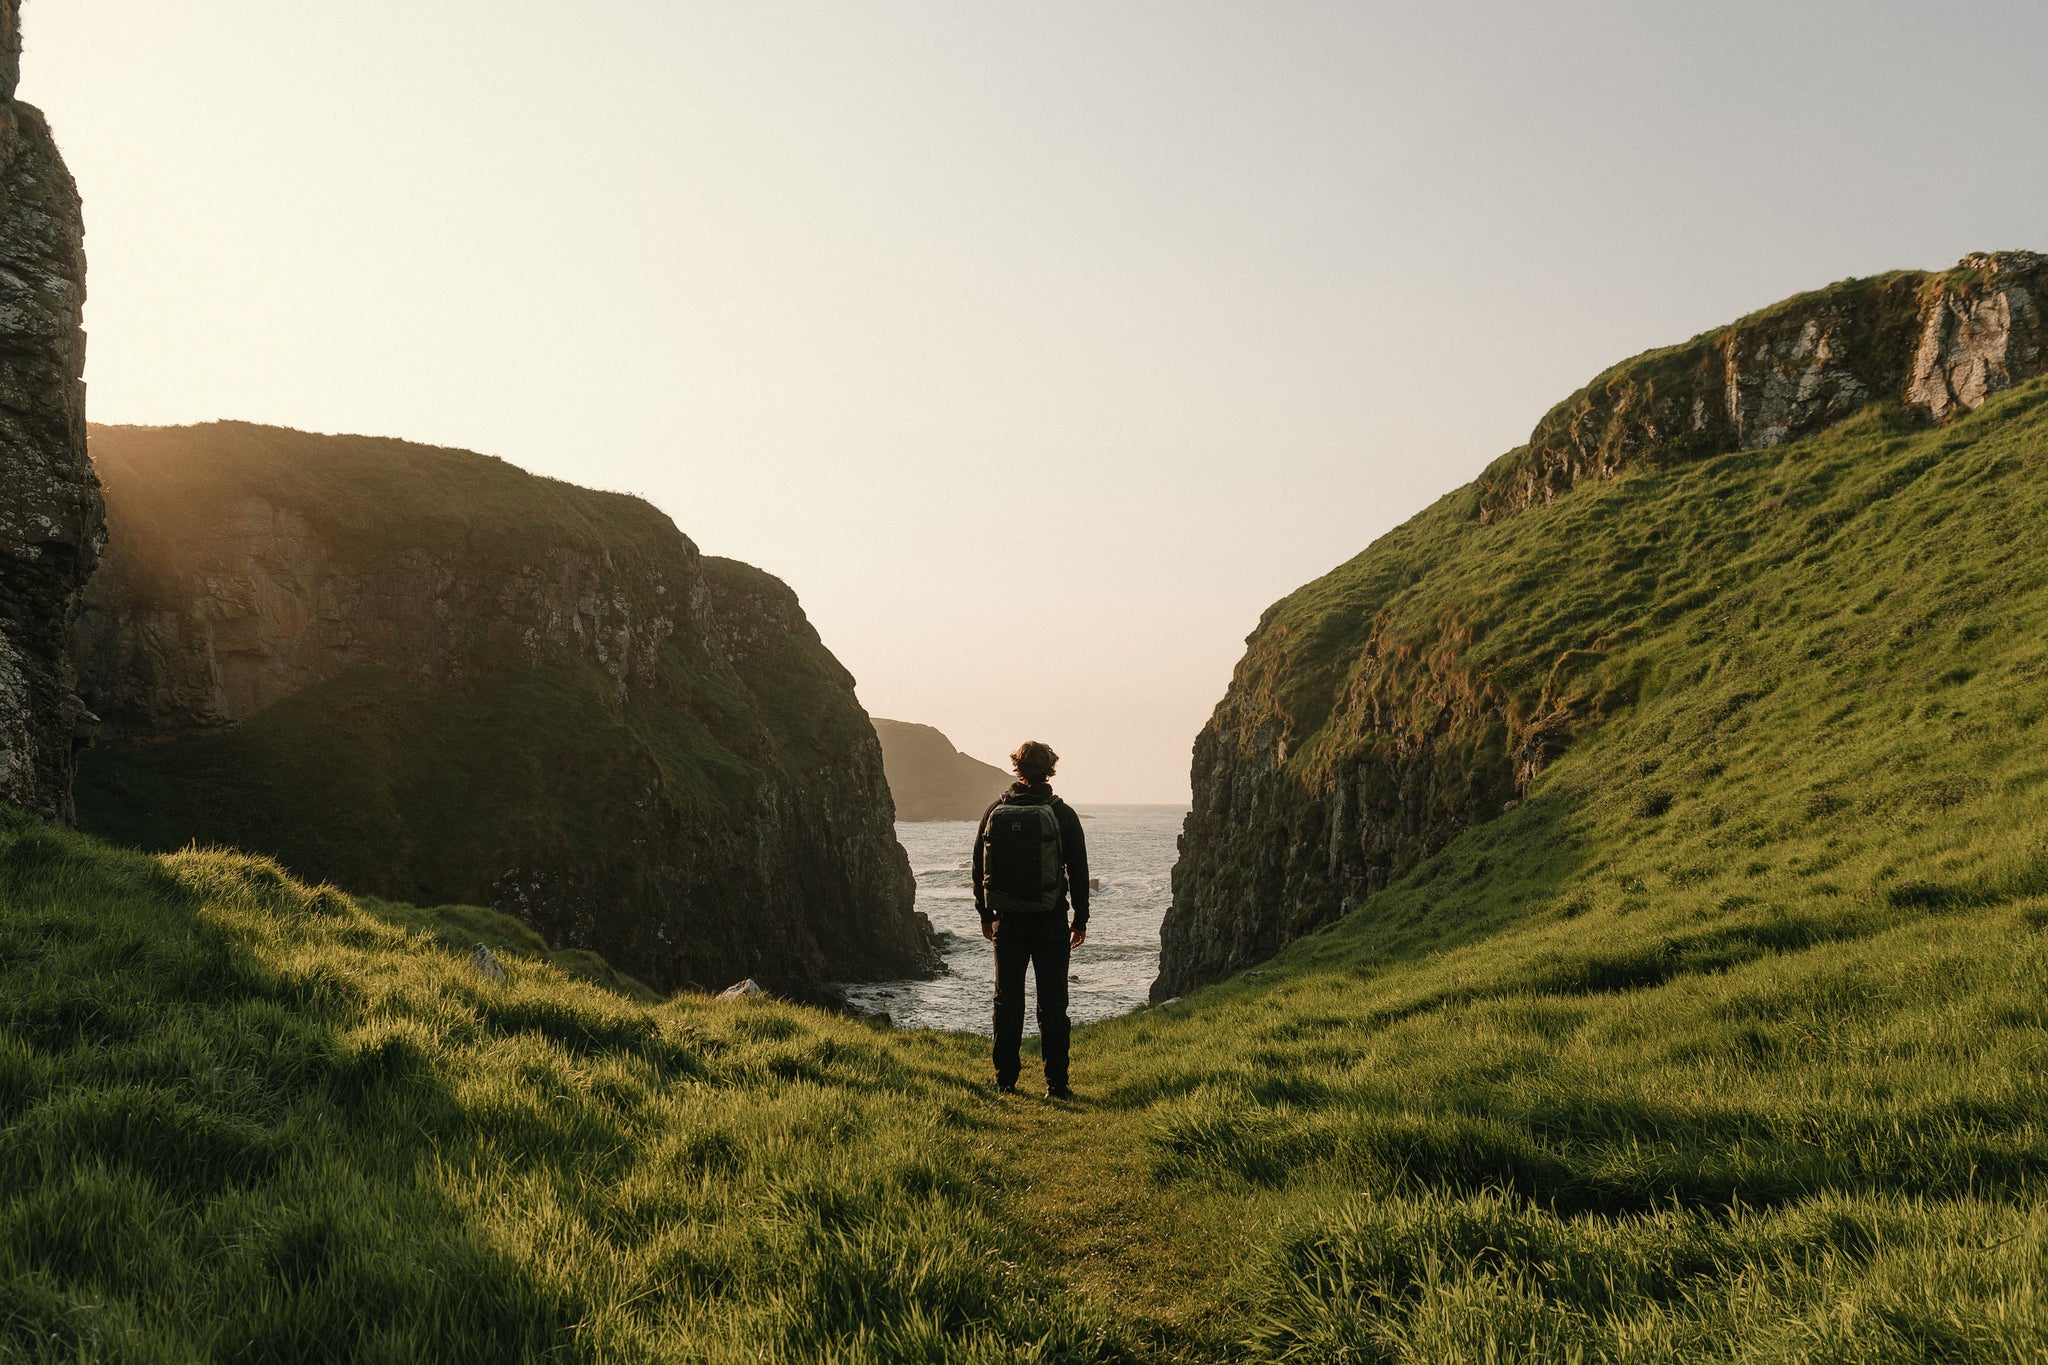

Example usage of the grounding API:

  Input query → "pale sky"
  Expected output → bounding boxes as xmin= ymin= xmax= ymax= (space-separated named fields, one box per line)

xmin=22 ymin=1 xmax=2048 ymax=801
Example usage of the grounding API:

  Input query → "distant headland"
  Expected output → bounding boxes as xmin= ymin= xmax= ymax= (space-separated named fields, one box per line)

xmin=871 ymin=718 xmax=1010 ymax=821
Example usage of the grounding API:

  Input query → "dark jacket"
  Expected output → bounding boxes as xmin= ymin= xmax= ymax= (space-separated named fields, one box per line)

xmin=972 ymin=780 xmax=1089 ymax=931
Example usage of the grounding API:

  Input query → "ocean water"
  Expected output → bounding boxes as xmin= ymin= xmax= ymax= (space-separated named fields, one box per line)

xmin=841 ymin=804 xmax=1188 ymax=1035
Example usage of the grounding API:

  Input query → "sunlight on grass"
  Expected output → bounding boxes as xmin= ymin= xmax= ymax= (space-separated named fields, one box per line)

xmin=11 ymin=378 xmax=2048 ymax=1358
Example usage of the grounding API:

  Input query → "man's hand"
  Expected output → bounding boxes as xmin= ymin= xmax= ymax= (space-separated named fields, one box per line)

xmin=1070 ymin=927 xmax=1087 ymax=949
xmin=981 ymin=920 xmax=995 ymax=942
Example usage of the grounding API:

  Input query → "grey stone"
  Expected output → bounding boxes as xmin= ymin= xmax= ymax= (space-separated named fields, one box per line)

xmin=0 ymin=0 xmax=101 ymax=822
xmin=1907 ymin=253 xmax=2046 ymax=422
xmin=1476 ymin=253 xmax=2048 ymax=524
xmin=469 ymin=943 xmax=507 ymax=983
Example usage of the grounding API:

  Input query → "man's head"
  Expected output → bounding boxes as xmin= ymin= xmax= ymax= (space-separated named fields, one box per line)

xmin=1011 ymin=740 xmax=1058 ymax=784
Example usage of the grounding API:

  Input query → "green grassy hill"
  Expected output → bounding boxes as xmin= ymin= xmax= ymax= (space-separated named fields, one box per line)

xmin=11 ymin=369 xmax=2048 ymax=1356
xmin=1158 ymin=250 xmax=2048 ymax=997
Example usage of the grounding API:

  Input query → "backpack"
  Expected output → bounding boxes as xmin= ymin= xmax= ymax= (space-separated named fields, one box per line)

xmin=981 ymin=796 xmax=1065 ymax=916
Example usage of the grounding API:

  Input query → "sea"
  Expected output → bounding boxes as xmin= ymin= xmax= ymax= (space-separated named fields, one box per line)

xmin=840 ymin=804 xmax=1189 ymax=1035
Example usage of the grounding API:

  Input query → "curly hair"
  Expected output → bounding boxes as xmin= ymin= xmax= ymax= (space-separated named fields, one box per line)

xmin=1010 ymin=740 xmax=1059 ymax=782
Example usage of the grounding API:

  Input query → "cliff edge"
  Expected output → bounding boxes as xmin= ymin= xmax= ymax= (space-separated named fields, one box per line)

xmin=871 ymin=718 xmax=1010 ymax=821
xmin=0 ymin=0 xmax=100 ymax=821
xmin=1157 ymin=252 xmax=2048 ymax=999
xmin=73 ymin=422 xmax=934 ymax=997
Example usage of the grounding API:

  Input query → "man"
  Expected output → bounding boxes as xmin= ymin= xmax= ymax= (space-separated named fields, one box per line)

xmin=973 ymin=740 xmax=1089 ymax=1099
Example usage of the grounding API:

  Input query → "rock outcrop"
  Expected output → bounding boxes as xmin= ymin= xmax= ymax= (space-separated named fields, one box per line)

xmin=1476 ymin=253 xmax=2048 ymax=523
xmin=74 ymin=422 xmax=935 ymax=998
xmin=0 ymin=0 xmax=100 ymax=822
xmin=871 ymin=718 xmax=1010 ymax=821
xmin=1158 ymin=253 xmax=2048 ymax=999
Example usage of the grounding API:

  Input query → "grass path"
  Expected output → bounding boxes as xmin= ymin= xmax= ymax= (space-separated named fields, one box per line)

xmin=978 ymin=1065 xmax=1259 ymax=1358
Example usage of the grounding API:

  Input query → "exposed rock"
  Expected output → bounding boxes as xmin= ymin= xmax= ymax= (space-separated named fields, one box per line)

xmin=0 ymin=1 xmax=17 ymax=99
xmin=1907 ymin=252 xmax=2046 ymax=421
xmin=1158 ymin=252 xmax=2048 ymax=999
xmin=468 ymin=943 xmax=507 ymax=983
xmin=871 ymin=718 xmax=1010 ymax=821
xmin=73 ymin=422 xmax=937 ymax=999
xmin=1159 ymin=602 xmax=1618 ymax=997
xmin=716 ymin=978 xmax=766 ymax=1001
xmin=0 ymin=0 xmax=101 ymax=821
xmin=1476 ymin=253 xmax=2048 ymax=523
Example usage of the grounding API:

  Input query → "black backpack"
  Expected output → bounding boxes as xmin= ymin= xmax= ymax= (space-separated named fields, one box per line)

xmin=981 ymin=796 xmax=1066 ymax=916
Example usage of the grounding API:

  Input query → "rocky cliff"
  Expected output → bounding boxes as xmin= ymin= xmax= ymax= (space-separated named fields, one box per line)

xmin=0 ymin=0 xmax=100 ymax=822
xmin=871 ymin=718 xmax=1010 ymax=821
xmin=1157 ymin=252 xmax=2048 ymax=999
xmin=1476 ymin=253 xmax=2046 ymax=521
xmin=74 ymin=422 xmax=935 ymax=997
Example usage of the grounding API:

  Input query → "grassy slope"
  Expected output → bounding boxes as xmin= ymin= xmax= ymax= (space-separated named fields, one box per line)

xmin=1038 ymin=376 xmax=2048 ymax=1359
xmin=352 ymin=895 xmax=662 ymax=1004
xmin=0 ymin=813 xmax=1098 ymax=1364
xmin=82 ymin=422 xmax=688 ymax=585
xmin=11 ymin=384 xmax=2048 ymax=1358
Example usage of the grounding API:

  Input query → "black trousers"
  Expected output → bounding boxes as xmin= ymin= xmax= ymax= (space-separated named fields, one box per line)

xmin=992 ymin=913 xmax=1070 ymax=1088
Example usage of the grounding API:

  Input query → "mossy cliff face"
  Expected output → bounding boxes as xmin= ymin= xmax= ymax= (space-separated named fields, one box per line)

xmin=1156 ymin=252 xmax=2048 ymax=999
xmin=73 ymin=422 xmax=933 ymax=997
xmin=0 ymin=0 xmax=100 ymax=822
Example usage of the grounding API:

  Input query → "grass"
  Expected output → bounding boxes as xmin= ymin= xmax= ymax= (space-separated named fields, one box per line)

xmin=11 ymin=358 xmax=2048 ymax=1356
xmin=352 ymin=894 xmax=663 ymax=1003
xmin=0 ymin=813 xmax=1108 ymax=1363
xmin=1175 ymin=341 xmax=2048 ymax=980
xmin=9 ymin=778 xmax=2047 ymax=1359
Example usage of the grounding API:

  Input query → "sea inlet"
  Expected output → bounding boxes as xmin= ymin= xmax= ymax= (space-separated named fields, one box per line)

xmin=841 ymin=805 xmax=1187 ymax=1035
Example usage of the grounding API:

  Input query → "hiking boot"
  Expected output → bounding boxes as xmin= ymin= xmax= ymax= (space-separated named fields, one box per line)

xmin=995 ymin=1079 xmax=1018 ymax=1096
xmin=1045 ymin=1083 xmax=1073 ymax=1101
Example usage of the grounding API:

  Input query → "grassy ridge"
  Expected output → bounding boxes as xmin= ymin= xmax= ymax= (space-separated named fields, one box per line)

xmin=11 ymin=381 xmax=2048 ymax=1356
xmin=82 ymin=421 xmax=690 ymax=587
xmin=1064 ymin=371 xmax=2048 ymax=1357
xmin=0 ymin=812 xmax=1107 ymax=1363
